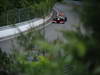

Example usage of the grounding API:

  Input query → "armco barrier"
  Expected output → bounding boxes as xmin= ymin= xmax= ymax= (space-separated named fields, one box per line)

xmin=0 ymin=12 xmax=53 ymax=41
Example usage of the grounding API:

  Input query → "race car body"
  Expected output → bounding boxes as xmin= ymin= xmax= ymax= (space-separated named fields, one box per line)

xmin=51 ymin=16 xmax=67 ymax=24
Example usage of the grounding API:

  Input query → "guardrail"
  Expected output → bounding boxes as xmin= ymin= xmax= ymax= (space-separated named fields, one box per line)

xmin=0 ymin=12 xmax=53 ymax=41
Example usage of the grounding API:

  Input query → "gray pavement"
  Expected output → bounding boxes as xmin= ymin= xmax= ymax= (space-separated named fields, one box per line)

xmin=44 ymin=3 xmax=80 ymax=42
xmin=0 ymin=3 xmax=80 ymax=53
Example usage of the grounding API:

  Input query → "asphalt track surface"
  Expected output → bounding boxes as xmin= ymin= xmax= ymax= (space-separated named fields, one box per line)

xmin=44 ymin=3 xmax=80 ymax=42
xmin=0 ymin=3 xmax=80 ymax=53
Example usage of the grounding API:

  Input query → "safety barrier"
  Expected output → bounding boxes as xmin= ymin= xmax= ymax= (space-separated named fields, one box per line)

xmin=0 ymin=12 xmax=53 ymax=41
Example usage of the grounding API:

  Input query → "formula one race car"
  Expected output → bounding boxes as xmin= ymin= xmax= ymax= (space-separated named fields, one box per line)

xmin=51 ymin=16 xmax=67 ymax=24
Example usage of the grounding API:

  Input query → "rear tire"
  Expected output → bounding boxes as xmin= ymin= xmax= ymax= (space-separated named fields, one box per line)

xmin=64 ymin=17 xmax=67 ymax=21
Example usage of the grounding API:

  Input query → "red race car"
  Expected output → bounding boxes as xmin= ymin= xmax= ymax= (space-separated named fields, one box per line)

xmin=51 ymin=16 xmax=67 ymax=24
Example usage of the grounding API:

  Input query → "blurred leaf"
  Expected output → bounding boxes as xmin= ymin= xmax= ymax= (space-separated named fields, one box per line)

xmin=94 ymin=66 xmax=100 ymax=74
xmin=76 ymin=42 xmax=86 ymax=57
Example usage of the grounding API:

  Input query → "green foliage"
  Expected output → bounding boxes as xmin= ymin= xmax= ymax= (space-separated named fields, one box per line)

xmin=0 ymin=48 xmax=12 ymax=74
xmin=80 ymin=0 xmax=100 ymax=74
xmin=17 ymin=29 xmax=44 ymax=50
xmin=13 ymin=25 xmax=95 ymax=75
xmin=5 ymin=28 xmax=95 ymax=75
xmin=81 ymin=0 xmax=100 ymax=42
xmin=10 ymin=50 xmax=61 ymax=75
xmin=61 ymin=30 xmax=87 ymax=57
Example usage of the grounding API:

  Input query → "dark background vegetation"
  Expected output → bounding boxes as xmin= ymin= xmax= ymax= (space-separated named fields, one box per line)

xmin=0 ymin=0 xmax=59 ymax=26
